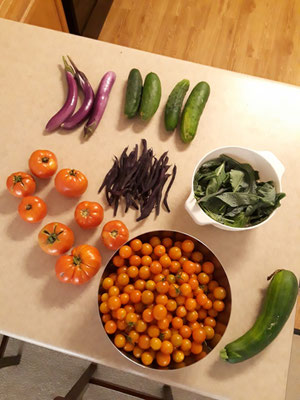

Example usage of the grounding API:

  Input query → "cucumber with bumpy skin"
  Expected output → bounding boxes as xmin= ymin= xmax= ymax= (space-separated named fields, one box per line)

xmin=180 ymin=81 xmax=210 ymax=143
xmin=164 ymin=79 xmax=190 ymax=131
xmin=139 ymin=72 xmax=161 ymax=121
xmin=220 ymin=269 xmax=298 ymax=364
xmin=124 ymin=68 xmax=143 ymax=118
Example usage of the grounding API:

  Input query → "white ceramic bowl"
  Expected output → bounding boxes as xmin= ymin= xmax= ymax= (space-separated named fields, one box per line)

xmin=185 ymin=146 xmax=285 ymax=231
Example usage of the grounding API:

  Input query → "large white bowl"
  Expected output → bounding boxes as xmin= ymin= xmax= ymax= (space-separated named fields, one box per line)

xmin=185 ymin=146 xmax=285 ymax=231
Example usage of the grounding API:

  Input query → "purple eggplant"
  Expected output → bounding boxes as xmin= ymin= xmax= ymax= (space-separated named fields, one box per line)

xmin=45 ymin=57 xmax=78 ymax=132
xmin=84 ymin=71 xmax=116 ymax=139
xmin=61 ymin=57 xmax=94 ymax=130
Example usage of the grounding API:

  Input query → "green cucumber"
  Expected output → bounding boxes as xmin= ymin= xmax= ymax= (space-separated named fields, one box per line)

xmin=220 ymin=269 xmax=298 ymax=364
xmin=180 ymin=81 xmax=210 ymax=143
xmin=124 ymin=68 xmax=143 ymax=118
xmin=139 ymin=72 xmax=161 ymax=121
xmin=164 ymin=79 xmax=190 ymax=131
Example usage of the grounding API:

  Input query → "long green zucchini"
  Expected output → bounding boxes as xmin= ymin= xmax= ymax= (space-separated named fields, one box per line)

xmin=220 ymin=269 xmax=298 ymax=363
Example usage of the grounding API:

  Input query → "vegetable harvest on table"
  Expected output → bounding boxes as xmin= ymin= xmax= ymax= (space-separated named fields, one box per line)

xmin=193 ymin=154 xmax=286 ymax=227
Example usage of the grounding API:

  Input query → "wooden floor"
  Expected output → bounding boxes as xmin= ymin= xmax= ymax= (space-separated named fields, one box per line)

xmin=99 ymin=0 xmax=300 ymax=327
xmin=99 ymin=0 xmax=300 ymax=86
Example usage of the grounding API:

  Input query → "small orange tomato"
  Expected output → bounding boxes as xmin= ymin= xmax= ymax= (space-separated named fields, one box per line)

xmin=126 ymin=312 xmax=138 ymax=325
xmin=150 ymin=337 xmax=162 ymax=351
xmin=141 ymin=243 xmax=153 ymax=256
xmin=120 ymin=293 xmax=129 ymax=305
xmin=181 ymin=338 xmax=192 ymax=352
xmin=179 ymin=325 xmax=192 ymax=339
xmin=169 ymin=261 xmax=181 ymax=274
xmin=7 ymin=171 xmax=36 ymax=198
xmin=102 ymin=314 xmax=111 ymax=323
xmin=166 ymin=274 xmax=176 ymax=286
xmin=138 ymin=335 xmax=151 ymax=350
xmin=198 ymin=309 xmax=208 ymax=320
xmin=117 ymin=266 xmax=128 ymax=275
xmin=141 ymin=290 xmax=154 ymax=305
xmin=180 ymin=283 xmax=192 ymax=296
xmin=166 ymin=299 xmax=177 ymax=312
xmin=102 ymin=277 xmax=114 ymax=290
xmin=156 ymin=351 xmax=171 ymax=367
xmin=202 ymin=261 xmax=215 ymax=274
xmin=191 ymin=251 xmax=203 ymax=263
xmin=213 ymin=300 xmax=225 ymax=312
xmin=148 ymin=325 xmax=160 ymax=338
xmin=116 ymin=308 xmax=126 ymax=320
xmin=192 ymin=328 xmax=206 ymax=343
xmin=194 ymin=263 xmax=202 ymax=274
xmin=172 ymin=317 xmax=183 ymax=330
xmin=204 ymin=317 xmax=216 ymax=327
xmin=159 ymin=254 xmax=172 ymax=268
xmin=181 ymin=240 xmax=195 ymax=253
xmin=173 ymin=350 xmax=184 ymax=363
xmin=134 ymin=279 xmax=146 ymax=291
xmin=101 ymin=220 xmax=129 ymax=251
xmin=153 ymin=304 xmax=167 ymax=320
xmin=176 ymin=295 xmax=186 ymax=306
xmin=189 ymin=277 xmax=199 ymax=290
xmin=162 ymin=237 xmax=173 ymax=248
xmin=74 ymin=201 xmax=103 ymax=229
xmin=142 ymin=308 xmax=154 ymax=323
xmin=129 ymin=255 xmax=142 ymax=267
xmin=55 ymin=244 xmax=101 ymax=285
xmin=124 ymin=342 xmax=135 ymax=352
xmin=176 ymin=272 xmax=189 ymax=284
xmin=128 ymin=266 xmax=139 ymax=279
xmin=208 ymin=280 xmax=219 ymax=291
xmin=134 ymin=302 xmax=144 ymax=314
xmin=203 ymin=299 xmax=213 ymax=310
xmin=117 ymin=320 xmax=127 ymax=330
xmin=213 ymin=286 xmax=227 ymax=300
xmin=156 ymin=280 xmax=169 ymax=294
xmin=156 ymin=294 xmax=168 ymax=305
xmin=168 ymin=246 xmax=182 ymax=261
xmin=204 ymin=325 xmax=215 ymax=340
xmin=154 ymin=245 xmax=166 ymax=257
xmin=136 ymin=320 xmax=147 ymax=333
xmin=130 ymin=239 xmax=143 ymax=252
xmin=145 ymin=280 xmax=156 ymax=291
xmin=186 ymin=311 xmax=198 ymax=322
xmin=117 ymin=273 xmax=129 ymax=286
xmin=108 ymin=296 xmax=121 ymax=311
xmin=149 ymin=236 xmax=161 ymax=247
xmin=208 ymin=308 xmax=218 ymax=318
xmin=171 ymin=333 xmax=183 ymax=347
xmin=130 ymin=290 xmax=142 ymax=304
xmin=150 ymin=261 xmax=162 ymax=275
xmin=128 ymin=330 xmax=140 ymax=344
xmin=168 ymin=284 xmax=180 ymax=298
xmin=154 ymin=273 xmax=165 ymax=283
xmin=18 ymin=196 xmax=47 ymax=223
xmin=185 ymin=298 xmax=197 ymax=311
xmin=114 ymin=334 xmax=126 ymax=348
xmin=119 ymin=245 xmax=132 ymax=259
xmin=124 ymin=304 xmax=135 ymax=313
xmin=157 ymin=318 xmax=169 ymax=330
xmin=198 ymin=272 xmax=210 ymax=285
xmin=99 ymin=301 xmax=110 ymax=314
xmin=179 ymin=256 xmax=188 ymax=265
xmin=160 ymin=340 xmax=173 ymax=355
xmin=191 ymin=342 xmax=203 ymax=355
xmin=55 ymin=168 xmax=87 ymax=198
xmin=124 ymin=284 xmax=135 ymax=294
xmin=182 ymin=260 xmax=196 ymax=275
xmin=141 ymin=255 xmax=152 ymax=266
xmin=133 ymin=346 xmax=143 ymax=358
xmin=141 ymin=351 xmax=154 ymax=366
xmin=29 ymin=149 xmax=58 ymax=179
xmin=113 ymin=255 xmax=125 ymax=267
xmin=108 ymin=286 xmax=120 ymax=297
xmin=176 ymin=306 xmax=187 ymax=318
xmin=196 ymin=292 xmax=208 ymax=306
xmin=139 ymin=266 xmax=151 ymax=280
xmin=105 ymin=320 xmax=117 ymax=334
xmin=160 ymin=329 xmax=172 ymax=340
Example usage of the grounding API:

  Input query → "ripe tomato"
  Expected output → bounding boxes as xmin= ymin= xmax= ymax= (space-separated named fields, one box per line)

xmin=18 ymin=196 xmax=47 ymax=223
xmin=74 ymin=201 xmax=104 ymax=229
xmin=6 ymin=172 xmax=36 ymax=198
xmin=38 ymin=222 xmax=74 ymax=256
xmin=55 ymin=168 xmax=88 ymax=197
xmin=29 ymin=149 xmax=58 ymax=179
xmin=101 ymin=220 xmax=129 ymax=250
xmin=55 ymin=244 xmax=101 ymax=285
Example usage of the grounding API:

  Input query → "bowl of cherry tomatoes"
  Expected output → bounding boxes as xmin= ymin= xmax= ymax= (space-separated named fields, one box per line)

xmin=98 ymin=230 xmax=231 ymax=370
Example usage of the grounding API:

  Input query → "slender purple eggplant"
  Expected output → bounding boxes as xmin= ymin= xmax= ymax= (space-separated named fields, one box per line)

xmin=61 ymin=57 xmax=94 ymax=130
xmin=45 ymin=57 xmax=78 ymax=132
xmin=84 ymin=71 xmax=116 ymax=139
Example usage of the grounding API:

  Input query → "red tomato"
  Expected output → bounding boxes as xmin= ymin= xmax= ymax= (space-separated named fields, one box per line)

xmin=55 ymin=168 xmax=88 ymax=198
xmin=18 ymin=196 xmax=47 ymax=223
xmin=101 ymin=220 xmax=129 ymax=251
xmin=74 ymin=201 xmax=104 ymax=229
xmin=29 ymin=149 xmax=58 ymax=179
xmin=38 ymin=222 xmax=74 ymax=256
xmin=55 ymin=244 xmax=102 ymax=285
xmin=6 ymin=172 xmax=36 ymax=198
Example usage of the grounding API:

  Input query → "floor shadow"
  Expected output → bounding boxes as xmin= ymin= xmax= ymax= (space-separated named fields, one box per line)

xmin=44 ymin=188 xmax=79 ymax=216
xmin=0 ymin=190 xmax=19 ymax=215
xmin=6 ymin=215 xmax=41 ymax=241
xmin=24 ymin=244 xmax=54 ymax=279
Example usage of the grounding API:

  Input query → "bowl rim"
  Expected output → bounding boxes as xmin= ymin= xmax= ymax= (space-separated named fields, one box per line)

xmin=189 ymin=145 xmax=283 ymax=231
xmin=97 ymin=229 xmax=232 ymax=371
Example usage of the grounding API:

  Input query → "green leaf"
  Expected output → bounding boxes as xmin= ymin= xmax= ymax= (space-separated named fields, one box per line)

xmin=216 ymin=192 xmax=259 ymax=207
xmin=206 ymin=162 xmax=226 ymax=195
xmin=230 ymin=170 xmax=247 ymax=192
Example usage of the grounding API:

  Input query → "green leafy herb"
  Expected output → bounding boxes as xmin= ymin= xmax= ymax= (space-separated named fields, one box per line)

xmin=193 ymin=154 xmax=286 ymax=227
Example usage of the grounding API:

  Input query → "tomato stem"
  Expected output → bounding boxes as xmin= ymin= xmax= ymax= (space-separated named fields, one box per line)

xmin=73 ymin=255 xmax=82 ymax=265
xmin=13 ymin=175 xmax=24 ymax=186
xmin=41 ymin=157 xmax=49 ymax=163
xmin=44 ymin=225 xmax=64 ymax=244
xmin=69 ymin=169 xmax=76 ymax=176
xmin=25 ymin=204 xmax=32 ymax=210
xmin=110 ymin=229 xmax=119 ymax=238
xmin=80 ymin=208 xmax=89 ymax=218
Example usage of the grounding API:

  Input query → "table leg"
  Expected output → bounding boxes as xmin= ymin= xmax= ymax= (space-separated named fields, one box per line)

xmin=163 ymin=385 xmax=174 ymax=400
xmin=0 ymin=335 xmax=21 ymax=369
xmin=54 ymin=362 xmax=97 ymax=400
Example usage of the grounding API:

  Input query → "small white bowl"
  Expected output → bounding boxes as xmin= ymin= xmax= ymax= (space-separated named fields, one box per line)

xmin=185 ymin=146 xmax=285 ymax=231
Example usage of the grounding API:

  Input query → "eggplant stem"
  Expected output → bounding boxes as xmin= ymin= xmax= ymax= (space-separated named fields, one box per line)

xmin=62 ymin=56 xmax=75 ymax=75
xmin=67 ymin=55 xmax=79 ymax=73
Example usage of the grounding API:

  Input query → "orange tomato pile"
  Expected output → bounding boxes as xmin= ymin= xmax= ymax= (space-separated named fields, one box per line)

xmin=99 ymin=235 xmax=228 ymax=368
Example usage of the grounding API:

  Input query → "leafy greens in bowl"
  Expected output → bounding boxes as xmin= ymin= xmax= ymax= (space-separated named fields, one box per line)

xmin=193 ymin=154 xmax=286 ymax=228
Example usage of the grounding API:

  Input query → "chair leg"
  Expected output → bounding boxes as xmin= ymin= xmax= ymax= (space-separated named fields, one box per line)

xmin=0 ymin=335 xmax=22 ymax=369
xmin=54 ymin=363 xmax=97 ymax=400
xmin=163 ymin=385 xmax=174 ymax=400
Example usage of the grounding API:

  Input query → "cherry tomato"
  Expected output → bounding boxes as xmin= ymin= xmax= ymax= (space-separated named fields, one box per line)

xmin=150 ymin=261 xmax=162 ymax=275
xmin=105 ymin=320 xmax=117 ymax=334
xmin=191 ymin=251 xmax=203 ymax=263
xmin=171 ymin=333 xmax=183 ymax=347
xmin=124 ymin=284 xmax=135 ymax=294
xmin=192 ymin=328 xmax=206 ymax=343
xmin=134 ymin=279 xmax=146 ymax=291
xmin=180 ymin=283 xmax=192 ymax=297
xmin=181 ymin=338 xmax=192 ymax=351
xmin=56 ymin=244 xmax=101 ymax=285
xmin=213 ymin=300 xmax=225 ymax=312
xmin=141 ymin=290 xmax=154 ymax=305
xmin=141 ymin=351 xmax=154 ymax=366
xmin=130 ymin=290 xmax=142 ymax=304
xmin=159 ymin=254 xmax=172 ymax=268
xmin=38 ymin=222 xmax=74 ymax=256
xmin=156 ymin=351 xmax=171 ymax=367
xmin=99 ymin=301 xmax=110 ymax=314
xmin=156 ymin=280 xmax=169 ymax=294
xmin=204 ymin=325 xmax=215 ymax=340
xmin=162 ymin=237 xmax=173 ymax=248
xmin=158 ymin=318 xmax=169 ymax=330
xmin=120 ymin=293 xmax=129 ymax=305
xmin=168 ymin=246 xmax=182 ymax=261
xmin=182 ymin=260 xmax=196 ymax=275
xmin=133 ymin=346 xmax=143 ymax=358
xmin=166 ymin=299 xmax=177 ymax=312
xmin=114 ymin=334 xmax=126 ymax=348
xmin=198 ymin=272 xmax=210 ymax=285
xmin=139 ymin=266 xmax=150 ymax=280
xmin=179 ymin=325 xmax=192 ymax=339
xmin=154 ymin=245 xmax=166 ymax=257
xmin=142 ymin=308 xmax=154 ymax=323
xmin=185 ymin=298 xmax=197 ymax=311
xmin=181 ymin=240 xmax=195 ymax=253
xmin=138 ymin=335 xmax=150 ymax=349
xmin=101 ymin=220 xmax=129 ymax=250
xmin=191 ymin=342 xmax=203 ymax=355
xmin=141 ymin=243 xmax=153 ymax=256
xmin=141 ymin=255 xmax=152 ymax=266
xmin=173 ymin=350 xmax=184 ymax=363
xmin=169 ymin=261 xmax=181 ymax=274
xmin=74 ymin=201 xmax=104 ymax=229
xmin=108 ymin=286 xmax=120 ymax=297
xmin=150 ymin=337 xmax=162 ymax=351
xmin=204 ymin=317 xmax=216 ymax=327
xmin=55 ymin=168 xmax=87 ymax=197
xmin=156 ymin=294 xmax=168 ymax=305
xmin=148 ymin=325 xmax=160 ymax=338
xmin=18 ymin=196 xmax=47 ymax=223
xmin=153 ymin=304 xmax=167 ymax=320
xmin=202 ymin=261 xmax=215 ymax=274
xmin=186 ymin=311 xmax=198 ymax=322
xmin=29 ymin=149 xmax=58 ymax=179
xmin=149 ymin=236 xmax=161 ymax=247
xmin=176 ymin=306 xmax=187 ymax=318
xmin=160 ymin=340 xmax=173 ymax=355
xmin=145 ymin=280 xmax=156 ymax=291
xmin=198 ymin=309 xmax=208 ymax=320
xmin=130 ymin=239 xmax=142 ymax=252
xmin=119 ymin=245 xmax=133 ymax=259
xmin=129 ymin=255 xmax=141 ymax=266
xmin=172 ymin=317 xmax=183 ymax=330
xmin=102 ymin=277 xmax=114 ymax=290
xmin=213 ymin=286 xmax=227 ymax=300
xmin=136 ymin=320 xmax=147 ymax=333
xmin=116 ymin=308 xmax=126 ymax=320
xmin=203 ymin=299 xmax=213 ymax=310
xmin=7 ymin=172 xmax=36 ymax=198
